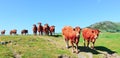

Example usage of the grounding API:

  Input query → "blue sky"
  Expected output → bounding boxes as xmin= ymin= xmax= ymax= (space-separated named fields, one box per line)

xmin=0 ymin=0 xmax=120 ymax=34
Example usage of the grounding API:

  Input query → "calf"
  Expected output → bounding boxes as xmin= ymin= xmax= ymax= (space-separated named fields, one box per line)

xmin=82 ymin=28 xmax=100 ymax=49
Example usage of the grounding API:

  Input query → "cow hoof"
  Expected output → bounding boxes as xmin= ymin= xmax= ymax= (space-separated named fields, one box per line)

xmin=75 ymin=50 xmax=79 ymax=54
xmin=72 ymin=50 xmax=76 ymax=53
xmin=91 ymin=47 xmax=95 ymax=49
xmin=66 ymin=47 xmax=69 ymax=49
xmin=91 ymin=48 xmax=95 ymax=50
xmin=76 ymin=51 xmax=79 ymax=54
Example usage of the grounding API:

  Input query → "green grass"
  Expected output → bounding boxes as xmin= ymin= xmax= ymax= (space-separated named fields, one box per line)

xmin=0 ymin=33 xmax=120 ymax=58
xmin=96 ymin=33 xmax=120 ymax=55
xmin=0 ymin=35 xmax=77 ymax=58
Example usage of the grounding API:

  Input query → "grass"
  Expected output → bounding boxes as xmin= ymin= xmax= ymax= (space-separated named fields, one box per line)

xmin=0 ymin=32 xmax=120 ymax=58
xmin=96 ymin=33 xmax=120 ymax=54
xmin=0 ymin=35 xmax=77 ymax=58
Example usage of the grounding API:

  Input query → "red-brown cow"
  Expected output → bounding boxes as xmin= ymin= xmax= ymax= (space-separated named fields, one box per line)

xmin=43 ymin=24 xmax=50 ymax=35
xmin=33 ymin=24 xmax=37 ymax=36
xmin=49 ymin=25 xmax=55 ymax=36
xmin=62 ymin=26 xmax=81 ymax=54
xmin=21 ymin=29 xmax=28 ymax=35
xmin=37 ymin=22 xmax=43 ymax=35
xmin=82 ymin=28 xmax=100 ymax=49
xmin=1 ymin=30 xmax=6 ymax=35
xmin=10 ymin=29 xmax=17 ymax=35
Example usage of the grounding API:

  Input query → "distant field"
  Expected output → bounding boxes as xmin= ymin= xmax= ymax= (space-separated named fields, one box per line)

xmin=0 ymin=32 xmax=120 ymax=58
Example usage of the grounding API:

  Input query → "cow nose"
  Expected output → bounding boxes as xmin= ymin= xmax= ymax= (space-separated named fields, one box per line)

xmin=94 ymin=35 xmax=97 ymax=39
xmin=76 ymin=32 xmax=80 ymax=37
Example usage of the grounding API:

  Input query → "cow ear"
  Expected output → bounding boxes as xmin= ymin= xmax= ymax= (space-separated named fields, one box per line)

xmin=99 ymin=30 xmax=101 ymax=32
xmin=80 ymin=28 xmax=82 ymax=30
xmin=97 ymin=30 xmax=101 ymax=33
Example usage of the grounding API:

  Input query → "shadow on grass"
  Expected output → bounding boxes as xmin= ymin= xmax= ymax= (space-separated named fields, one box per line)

xmin=51 ymin=35 xmax=62 ymax=37
xmin=94 ymin=46 xmax=116 ymax=54
xmin=78 ymin=46 xmax=100 ymax=54
xmin=78 ymin=46 xmax=116 ymax=54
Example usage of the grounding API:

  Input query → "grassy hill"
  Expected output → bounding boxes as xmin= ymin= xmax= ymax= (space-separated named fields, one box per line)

xmin=0 ymin=33 xmax=120 ymax=58
xmin=88 ymin=21 xmax=120 ymax=32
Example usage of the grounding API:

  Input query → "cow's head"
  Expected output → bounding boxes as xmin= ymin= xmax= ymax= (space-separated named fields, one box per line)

xmin=92 ymin=29 xmax=100 ymax=39
xmin=38 ymin=22 xmax=42 ymax=25
xmin=33 ymin=24 xmax=36 ymax=26
xmin=73 ymin=26 xmax=81 ymax=38
xmin=74 ymin=26 xmax=81 ymax=34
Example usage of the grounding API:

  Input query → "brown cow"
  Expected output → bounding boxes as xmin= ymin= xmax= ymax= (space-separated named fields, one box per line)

xmin=33 ymin=24 xmax=37 ymax=36
xmin=37 ymin=22 xmax=43 ymax=35
xmin=21 ymin=29 xmax=28 ymax=35
xmin=10 ymin=29 xmax=17 ymax=35
xmin=1 ymin=30 xmax=6 ymax=35
xmin=43 ymin=23 xmax=50 ymax=35
xmin=49 ymin=25 xmax=55 ymax=36
xmin=62 ymin=26 xmax=81 ymax=53
xmin=82 ymin=28 xmax=100 ymax=49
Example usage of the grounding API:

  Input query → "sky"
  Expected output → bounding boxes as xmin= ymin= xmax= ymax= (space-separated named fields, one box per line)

xmin=0 ymin=0 xmax=120 ymax=34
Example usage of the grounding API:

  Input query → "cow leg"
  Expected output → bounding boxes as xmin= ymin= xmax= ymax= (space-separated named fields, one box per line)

xmin=75 ymin=38 xmax=79 ymax=54
xmin=83 ymin=39 xmax=86 ymax=47
xmin=91 ymin=39 xmax=96 ymax=49
xmin=71 ymin=41 xmax=75 ymax=53
xmin=34 ymin=32 xmax=37 ymax=36
xmin=45 ymin=32 xmax=47 ymax=35
xmin=50 ymin=32 xmax=52 ymax=36
xmin=38 ymin=32 xmax=39 ymax=35
xmin=41 ymin=31 xmax=43 ymax=35
xmin=75 ymin=43 xmax=79 ymax=54
xmin=91 ymin=42 xmax=95 ymax=49
xmin=53 ymin=31 xmax=55 ymax=35
xmin=87 ymin=40 xmax=90 ymax=47
xmin=65 ymin=39 xmax=69 ymax=48
xmin=39 ymin=31 xmax=41 ymax=35
xmin=47 ymin=31 xmax=49 ymax=35
xmin=14 ymin=33 xmax=16 ymax=35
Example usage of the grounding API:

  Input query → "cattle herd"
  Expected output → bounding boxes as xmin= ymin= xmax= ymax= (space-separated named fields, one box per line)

xmin=0 ymin=22 xmax=101 ymax=54
xmin=0 ymin=22 xmax=55 ymax=36
xmin=32 ymin=22 xmax=55 ymax=36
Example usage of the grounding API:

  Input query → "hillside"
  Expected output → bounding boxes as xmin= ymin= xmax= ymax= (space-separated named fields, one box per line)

xmin=88 ymin=21 xmax=120 ymax=32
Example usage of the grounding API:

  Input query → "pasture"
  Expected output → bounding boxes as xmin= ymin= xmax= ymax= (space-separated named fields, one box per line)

xmin=0 ymin=32 xmax=120 ymax=58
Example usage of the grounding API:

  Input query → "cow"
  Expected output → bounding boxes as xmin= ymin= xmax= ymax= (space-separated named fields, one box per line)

xmin=43 ymin=23 xmax=50 ymax=35
xmin=21 ymin=29 xmax=28 ymax=35
xmin=10 ymin=29 xmax=17 ymax=35
xmin=82 ymin=28 xmax=100 ymax=49
xmin=62 ymin=26 xmax=81 ymax=54
xmin=49 ymin=25 xmax=55 ymax=36
xmin=33 ymin=24 xmax=37 ymax=36
xmin=1 ymin=30 xmax=6 ymax=35
xmin=37 ymin=22 xmax=43 ymax=35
